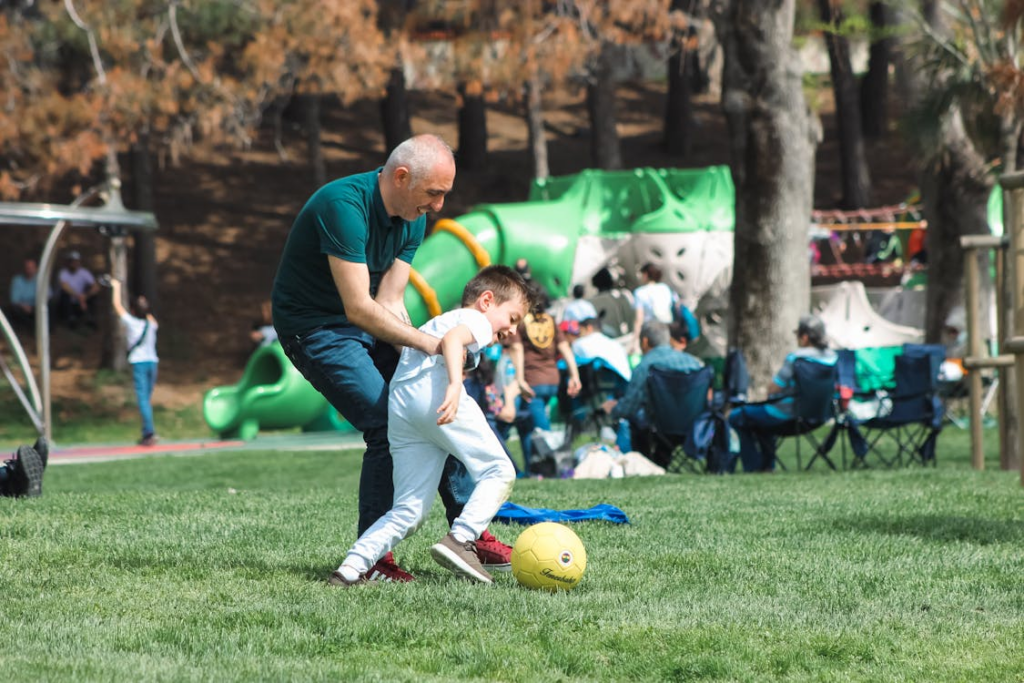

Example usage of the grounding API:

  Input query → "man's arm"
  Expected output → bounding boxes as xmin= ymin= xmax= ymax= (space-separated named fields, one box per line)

xmin=374 ymin=258 xmax=414 ymax=326
xmin=556 ymin=339 xmax=582 ymax=397
xmin=328 ymin=256 xmax=439 ymax=355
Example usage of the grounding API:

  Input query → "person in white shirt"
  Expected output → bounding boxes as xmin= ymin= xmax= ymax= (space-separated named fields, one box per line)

xmin=331 ymin=265 xmax=532 ymax=587
xmin=111 ymin=279 xmax=160 ymax=446
xmin=561 ymin=284 xmax=598 ymax=323
xmin=57 ymin=251 xmax=101 ymax=329
xmin=569 ymin=317 xmax=633 ymax=382
xmin=633 ymin=262 xmax=678 ymax=329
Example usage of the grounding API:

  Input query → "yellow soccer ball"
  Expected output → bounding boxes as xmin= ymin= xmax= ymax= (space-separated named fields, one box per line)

xmin=510 ymin=522 xmax=587 ymax=591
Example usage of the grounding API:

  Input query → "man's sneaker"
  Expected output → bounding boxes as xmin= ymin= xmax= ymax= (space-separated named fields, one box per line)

xmin=328 ymin=570 xmax=375 ymax=587
xmin=476 ymin=530 xmax=512 ymax=572
xmin=366 ymin=552 xmax=415 ymax=583
xmin=430 ymin=534 xmax=493 ymax=584
xmin=33 ymin=436 xmax=49 ymax=468
xmin=13 ymin=445 xmax=43 ymax=498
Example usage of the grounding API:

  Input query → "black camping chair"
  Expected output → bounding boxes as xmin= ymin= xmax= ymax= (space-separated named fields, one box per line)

xmin=854 ymin=348 xmax=944 ymax=467
xmin=645 ymin=365 xmax=719 ymax=474
xmin=558 ymin=358 xmax=629 ymax=445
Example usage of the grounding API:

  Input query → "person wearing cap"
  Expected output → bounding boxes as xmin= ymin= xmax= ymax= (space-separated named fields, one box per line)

xmin=56 ymin=250 xmax=100 ymax=329
xmin=727 ymin=314 xmax=837 ymax=472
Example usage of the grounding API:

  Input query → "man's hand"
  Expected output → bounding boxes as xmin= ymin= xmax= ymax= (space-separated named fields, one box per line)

xmin=601 ymin=398 xmax=617 ymax=414
xmin=437 ymin=383 xmax=462 ymax=425
xmin=566 ymin=376 xmax=582 ymax=398
xmin=519 ymin=380 xmax=536 ymax=399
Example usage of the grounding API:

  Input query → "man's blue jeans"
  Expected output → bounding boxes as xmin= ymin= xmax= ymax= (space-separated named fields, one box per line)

xmin=727 ymin=404 xmax=793 ymax=472
xmin=280 ymin=324 xmax=472 ymax=536
xmin=131 ymin=361 xmax=158 ymax=438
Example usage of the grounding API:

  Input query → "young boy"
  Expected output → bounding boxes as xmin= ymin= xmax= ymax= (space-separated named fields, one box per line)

xmin=331 ymin=265 xmax=532 ymax=586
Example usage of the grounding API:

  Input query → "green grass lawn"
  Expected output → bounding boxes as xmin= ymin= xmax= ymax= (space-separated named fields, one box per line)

xmin=1 ymin=428 xmax=1022 ymax=682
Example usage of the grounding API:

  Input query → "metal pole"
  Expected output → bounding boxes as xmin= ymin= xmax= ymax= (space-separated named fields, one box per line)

xmin=964 ymin=247 xmax=985 ymax=470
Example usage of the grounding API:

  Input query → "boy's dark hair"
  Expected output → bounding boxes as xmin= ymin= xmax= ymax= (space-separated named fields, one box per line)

xmin=572 ymin=284 xmax=586 ymax=299
xmin=591 ymin=267 xmax=614 ymax=291
xmin=461 ymin=265 xmax=531 ymax=308
xmin=668 ymin=321 xmax=691 ymax=344
xmin=640 ymin=262 xmax=662 ymax=282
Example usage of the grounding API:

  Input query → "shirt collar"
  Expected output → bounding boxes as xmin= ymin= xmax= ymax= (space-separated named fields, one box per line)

xmin=373 ymin=167 xmax=404 ymax=229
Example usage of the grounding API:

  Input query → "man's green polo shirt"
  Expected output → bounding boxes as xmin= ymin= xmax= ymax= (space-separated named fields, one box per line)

xmin=272 ymin=169 xmax=425 ymax=337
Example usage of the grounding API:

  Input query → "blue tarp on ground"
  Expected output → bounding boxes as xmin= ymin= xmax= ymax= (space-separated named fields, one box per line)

xmin=494 ymin=502 xmax=630 ymax=525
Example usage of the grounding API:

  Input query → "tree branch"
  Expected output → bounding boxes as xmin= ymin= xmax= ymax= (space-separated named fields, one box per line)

xmin=64 ymin=0 xmax=106 ymax=85
xmin=169 ymin=0 xmax=202 ymax=82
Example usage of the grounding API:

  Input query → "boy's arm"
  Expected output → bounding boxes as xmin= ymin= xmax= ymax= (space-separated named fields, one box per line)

xmin=110 ymin=279 xmax=128 ymax=318
xmin=437 ymin=324 xmax=477 ymax=425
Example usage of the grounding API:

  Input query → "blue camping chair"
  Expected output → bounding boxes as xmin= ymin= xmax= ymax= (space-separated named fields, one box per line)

xmin=645 ymin=365 xmax=721 ymax=474
xmin=853 ymin=346 xmax=944 ymax=467
xmin=731 ymin=358 xmax=842 ymax=471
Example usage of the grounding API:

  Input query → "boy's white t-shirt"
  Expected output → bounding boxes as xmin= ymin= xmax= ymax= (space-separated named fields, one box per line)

xmin=391 ymin=308 xmax=494 ymax=384
xmin=120 ymin=313 xmax=159 ymax=364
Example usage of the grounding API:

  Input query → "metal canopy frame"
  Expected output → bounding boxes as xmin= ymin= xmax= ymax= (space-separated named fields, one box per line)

xmin=0 ymin=181 xmax=158 ymax=443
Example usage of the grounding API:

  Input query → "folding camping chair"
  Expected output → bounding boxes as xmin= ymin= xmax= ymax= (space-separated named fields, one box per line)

xmin=854 ymin=349 xmax=944 ymax=467
xmin=732 ymin=358 xmax=842 ymax=471
xmin=558 ymin=358 xmax=629 ymax=445
xmin=645 ymin=364 xmax=719 ymax=474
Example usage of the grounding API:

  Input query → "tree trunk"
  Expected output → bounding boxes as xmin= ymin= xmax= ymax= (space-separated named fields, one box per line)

xmin=525 ymin=74 xmax=549 ymax=180
xmin=301 ymin=93 xmax=325 ymax=189
xmin=129 ymin=135 xmax=158 ymax=309
xmin=99 ymin=151 xmax=129 ymax=372
xmin=380 ymin=65 xmax=412 ymax=154
xmin=713 ymin=0 xmax=818 ymax=391
xmin=457 ymin=81 xmax=488 ymax=171
xmin=860 ymin=1 xmax=892 ymax=138
xmin=998 ymin=115 xmax=1022 ymax=471
xmin=664 ymin=1 xmax=694 ymax=157
xmin=818 ymin=0 xmax=872 ymax=209
xmin=920 ymin=111 xmax=992 ymax=343
xmin=586 ymin=42 xmax=622 ymax=170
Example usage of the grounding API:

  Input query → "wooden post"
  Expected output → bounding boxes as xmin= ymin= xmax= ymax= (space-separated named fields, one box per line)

xmin=963 ymin=246 xmax=985 ymax=470
xmin=1000 ymin=172 xmax=1024 ymax=487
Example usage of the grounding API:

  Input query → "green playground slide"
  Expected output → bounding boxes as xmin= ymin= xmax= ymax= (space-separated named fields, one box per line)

xmin=203 ymin=341 xmax=351 ymax=440
xmin=403 ymin=166 xmax=735 ymax=325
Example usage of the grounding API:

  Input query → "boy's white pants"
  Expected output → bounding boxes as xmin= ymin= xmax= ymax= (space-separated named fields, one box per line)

xmin=344 ymin=368 xmax=516 ymax=574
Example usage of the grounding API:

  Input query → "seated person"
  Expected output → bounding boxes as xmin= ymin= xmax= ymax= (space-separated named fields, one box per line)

xmin=463 ymin=353 xmax=521 ymax=476
xmin=569 ymin=317 xmax=632 ymax=382
xmin=5 ymin=257 xmax=44 ymax=331
xmin=561 ymin=284 xmax=598 ymax=323
xmin=250 ymin=300 xmax=279 ymax=349
xmin=601 ymin=321 xmax=704 ymax=464
xmin=727 ymin=314 xmax=837 ymax=472
xmin=56 ymin=251 xmax=100 ymax=329
xmin=588 ymin=266 xmax=636 ymax=341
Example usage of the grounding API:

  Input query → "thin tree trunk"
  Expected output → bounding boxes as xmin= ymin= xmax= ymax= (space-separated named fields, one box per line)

xmin=525 ymin=74 xmax=549 ymax=180
xmin=818 ymin=0 xmax=872 ymax=209
xmin=380 ymin=65 xmax=412 ymax=153
xmin=457 ymin=81 xmax=488 ymax=171
xmin=998 ymin=115 xmax=1022 ymax=471
xmin=665 ymin=0 xmax=694 ymax=157
xmin=301 ymin=93 xmax=325 ymax=189
xmin=129 ymin=134 xmax=158 ymax=310
xmin=860 ymin=1 xmax=892 ymax=138
xmin=100 ymin=151 xmax=129 ymax=372
xmin=587 ymin=42 xmax=622 ymax=170
xmin=713 ymin=0 xmax=818 ymax=391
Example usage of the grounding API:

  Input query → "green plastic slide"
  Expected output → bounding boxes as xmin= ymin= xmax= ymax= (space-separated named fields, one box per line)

xmin=203 ymin=341 xmax=351 ymax=440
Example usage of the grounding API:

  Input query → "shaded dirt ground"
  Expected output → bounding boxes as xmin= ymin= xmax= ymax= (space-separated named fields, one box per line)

xmin=0 ymin=81 xmax=915 ymax=412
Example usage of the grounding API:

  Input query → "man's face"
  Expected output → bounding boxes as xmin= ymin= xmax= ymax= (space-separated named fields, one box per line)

xmin=24 ymin=260 xmax=37 ymax=277
xmin=68 ymin=259 xmax=80 ymax=272
xmin=395 ymin=159 xmax=455 ymax=221
xmin=483 ymin=293 xmax=527 ymax=344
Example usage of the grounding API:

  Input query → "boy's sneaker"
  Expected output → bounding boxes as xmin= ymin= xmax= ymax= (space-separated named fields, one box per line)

xmin=430 ymin=534 xmax=493 ymax=584
xmin=476 ymin=530 xmax=512 ymax=572
xmin=366 ymin=552 xmax=415 ymax=583
xmin=13 ymin=445 xmax=44 ymax=498
xmin=138 ymin=435 xmax=159 ymax=447
xmin=328 ymin=570 xmax=375 ymax=587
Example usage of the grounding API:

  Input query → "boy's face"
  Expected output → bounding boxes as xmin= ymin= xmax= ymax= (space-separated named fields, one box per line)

xmin=479 ymin=291 xmax=527 ymax=343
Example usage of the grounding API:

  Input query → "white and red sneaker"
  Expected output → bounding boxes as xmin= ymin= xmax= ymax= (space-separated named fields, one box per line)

xmin=366 ymin=552 xmax=415 ymax=583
